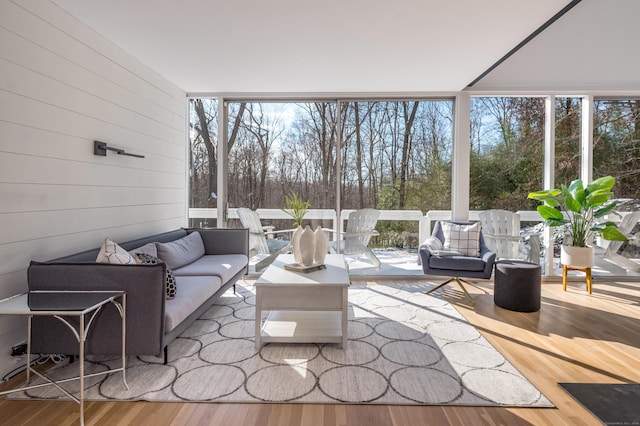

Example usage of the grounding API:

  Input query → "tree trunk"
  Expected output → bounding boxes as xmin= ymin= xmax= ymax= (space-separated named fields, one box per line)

xmin=354 ymin=103 xmax=365 ymax=208
xmin=398 ymin=101 xmax=419 ymax=209
xmin=228 ymin=103 xmax=246 ymax=152
xmin=194 ymin=99 xmax=217 ymax=204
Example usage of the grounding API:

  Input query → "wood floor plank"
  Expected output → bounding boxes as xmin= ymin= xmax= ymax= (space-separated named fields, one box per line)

xmin=0 ymin=278 xmax=637 ymax=425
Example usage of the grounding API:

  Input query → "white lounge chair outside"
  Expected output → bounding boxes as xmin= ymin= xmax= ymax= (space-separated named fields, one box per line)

xmin=478 ymin=209 xmax=520 ymax=260
xmin=478 ymin=209 xmax=540 ymax=264
xmin=330 ymin=208 xmax=381 ymax=269
xmin=237 ymin=208 xmax=295 ymax=272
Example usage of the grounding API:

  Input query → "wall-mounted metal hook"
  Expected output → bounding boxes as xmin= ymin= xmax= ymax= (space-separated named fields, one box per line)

xmin=94 ymin=140 xmax=145 ymax=158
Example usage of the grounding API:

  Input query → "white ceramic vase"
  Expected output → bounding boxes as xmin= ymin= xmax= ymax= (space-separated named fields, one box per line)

xmin=292 ymin=226 xmax=303 ymax=264
xmin=300 ymin=225 xmax=315 ymax=266
xmin=314 ymin=226 xmax=328 ymax=265
xmin=560 ymin=245 xmax=595 ymax=268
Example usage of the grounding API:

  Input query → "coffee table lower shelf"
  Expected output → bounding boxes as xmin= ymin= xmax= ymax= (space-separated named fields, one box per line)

xmin=259 ymin=310 xmax=343 ymax=345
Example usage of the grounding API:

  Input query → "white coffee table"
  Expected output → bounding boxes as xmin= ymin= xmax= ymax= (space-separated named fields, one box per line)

xmin=255 ymin=254 xmax=350 ymax=349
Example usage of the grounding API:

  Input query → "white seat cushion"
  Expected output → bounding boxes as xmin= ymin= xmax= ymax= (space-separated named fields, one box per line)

xmin=164 ymin=276 xmax=222 ymax=332
xmin=172 ymin=254 xmax=248 ymax=283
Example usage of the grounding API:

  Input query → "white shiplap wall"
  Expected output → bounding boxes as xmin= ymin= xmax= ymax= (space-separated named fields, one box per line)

xmin=0 ymin=0 xmax=187 ymax=378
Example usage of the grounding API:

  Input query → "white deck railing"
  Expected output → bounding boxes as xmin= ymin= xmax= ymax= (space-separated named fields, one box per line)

xmin=189 ymin=207 xmax=544 ymax=247
xmin=189 ymin=206 xmax=554 ymax=270
xmin=189 ymin=207 xmax=640 ymax=278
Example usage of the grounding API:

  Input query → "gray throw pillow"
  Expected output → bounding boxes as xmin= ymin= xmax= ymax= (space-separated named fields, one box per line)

xmin=136 ymin=253 xmax=177 ymax=300
xmin=155 ymin=231 xmax=205 ymax=269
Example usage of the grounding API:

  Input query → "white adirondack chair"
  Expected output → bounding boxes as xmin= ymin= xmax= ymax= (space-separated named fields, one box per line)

xmin=478 ymin=209 xmax=540 ymax=264
xmin=603 ymin=211 xmax=640 ymax=272
xmin=237 ymin=208 xmax=294 ymax=272
xmin=478 ymin=209 xmax=521 ymax=260
xmin=330 ymin=208 xmax=381 ymax=269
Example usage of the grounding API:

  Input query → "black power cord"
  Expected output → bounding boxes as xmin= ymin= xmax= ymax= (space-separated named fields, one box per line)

xmin=2 ymin=354 xmax=67 ymax=382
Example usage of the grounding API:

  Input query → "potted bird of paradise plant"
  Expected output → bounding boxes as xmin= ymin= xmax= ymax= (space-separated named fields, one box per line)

xmin=527 ymin=175 xmax=627 ymax=268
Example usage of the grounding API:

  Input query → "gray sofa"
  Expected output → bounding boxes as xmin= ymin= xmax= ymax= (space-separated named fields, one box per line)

xmin=27 ymin=228 xmax=249 ymax=363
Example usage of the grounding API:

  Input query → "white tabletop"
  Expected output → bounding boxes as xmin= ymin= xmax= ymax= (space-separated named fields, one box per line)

xmin=256 ymin=254 xmax=349 ymax=287
xmin=0 ymin=291 xmax=123 ymax=316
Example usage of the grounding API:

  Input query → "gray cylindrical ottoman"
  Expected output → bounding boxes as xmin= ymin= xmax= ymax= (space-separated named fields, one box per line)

xmin=494 ymin=260 xmax=541 ymax=312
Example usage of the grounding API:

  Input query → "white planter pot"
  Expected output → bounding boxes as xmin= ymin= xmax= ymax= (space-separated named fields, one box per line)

xmin=313 ymin=226 xmax=328 ymax=265
xmin=300 ymin=225 xmax=316 ymax=266
xmin=292 ymin=226 xmax=303 ymax=264
xmin=560 ymin=245 xmax=595 ymax=268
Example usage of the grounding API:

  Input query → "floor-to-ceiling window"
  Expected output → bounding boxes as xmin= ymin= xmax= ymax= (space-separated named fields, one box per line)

xmin=341 ymin=100 xmax=453 ymax=249
xmin=555 ymin=97 xmax=582 ymax=187
xmin=189 ymin=98 xmax=218 ymax=227
xmin=340 ymin=100 xmax=453 ymax=211
xmin=593 ymin=99 xmax=640 ymax=199
xmin=225 ymin=102 xmax=336 ymax=210
xmin=468 ymin=95 xmax=640 ymax=276
xmin=188 ymin=97 xmax=454 ymax=244
xmin=592 ymin=98 xmax=640 ymax=273
xmin=188 ymin=94 xmax=640 ymax=276
xmin=226 ymin=101 xmax=339 ymax=231
xmin=469 ymin=97 xmax=545 ymax=211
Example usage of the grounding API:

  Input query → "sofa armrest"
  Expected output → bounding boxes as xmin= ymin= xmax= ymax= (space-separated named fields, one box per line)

xmin=27 ymin=261 xmax=166 ymax=356
xmin=186 ymin=228 xmax=249 ymax=256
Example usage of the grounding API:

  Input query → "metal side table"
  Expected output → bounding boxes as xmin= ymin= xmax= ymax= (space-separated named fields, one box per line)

xmin=0 ymin=290 xmax=128 ymax=426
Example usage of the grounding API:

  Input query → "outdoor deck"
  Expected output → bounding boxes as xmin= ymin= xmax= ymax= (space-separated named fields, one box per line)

xmin=248 ymin=246 xmax=640 ymax=280
xmin=193 ymin=207 xmax=640 ymax=280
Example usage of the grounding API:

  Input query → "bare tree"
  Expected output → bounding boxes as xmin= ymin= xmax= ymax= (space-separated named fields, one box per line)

xmin=398 ymin=101 xmax=419 ymax=209
xmin=241 ymin=103 xmax=284 ymax=208
xmin=191 ymin=100 xmax=246 ymax=208
xmin=192 ymin=99 xmax=217 ymax=206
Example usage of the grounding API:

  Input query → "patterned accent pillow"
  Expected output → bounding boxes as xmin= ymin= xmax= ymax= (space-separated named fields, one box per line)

xmin=136 ymin=253 xmax=177 ymax=300
xmin=128 ymin=242 xmax=157 ymax=259
xmin=442 ymin=222 xmax=481 ymax=257
xmin=96 ymin=238 xmax=137 ymax=264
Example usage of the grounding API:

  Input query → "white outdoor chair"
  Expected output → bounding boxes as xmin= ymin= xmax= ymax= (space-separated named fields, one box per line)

xmin=237 ymin=208 xmax=295 ymax=272
xmin=603 ymin=211 xmax=640 ymax=273
xmin=330 ymin=208 xmax=381 ymax=269
xmin=478 ymin=209 xmax=521 ymax=260
xmin=478 ymin=209 xmax=540 ymax=264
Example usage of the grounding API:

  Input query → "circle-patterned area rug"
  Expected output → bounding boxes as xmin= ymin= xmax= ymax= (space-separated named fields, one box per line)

xmin=13 ymin=282 xmax=553 ymax=407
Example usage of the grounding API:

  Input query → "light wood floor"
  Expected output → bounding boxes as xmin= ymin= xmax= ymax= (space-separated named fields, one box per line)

xmin=1 ymin=277 xmax=638 ymax=426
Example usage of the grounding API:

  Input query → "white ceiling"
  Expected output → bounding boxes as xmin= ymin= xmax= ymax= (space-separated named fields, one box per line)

xmin=52 ymin=0 xmax=575 ymax=93
xmin=472 ymin=0 xmax=640 ymax=92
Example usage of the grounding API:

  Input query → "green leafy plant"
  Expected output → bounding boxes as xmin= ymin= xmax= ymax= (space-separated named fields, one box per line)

xmin=282 ymin=191 xmax=310 ymax=227
xmin=527 ymin=175 xmax=627 ymax=247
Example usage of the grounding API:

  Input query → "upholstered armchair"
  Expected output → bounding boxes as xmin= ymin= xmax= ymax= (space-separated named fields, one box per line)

xmin=419 ymin=220 xmax=496 ymax=303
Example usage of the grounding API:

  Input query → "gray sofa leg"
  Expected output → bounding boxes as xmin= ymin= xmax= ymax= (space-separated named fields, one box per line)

xmin=164 ymin=346 xmax=168 ymax=365
xmin=233 ymin=283 xmax=236 ymax=294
